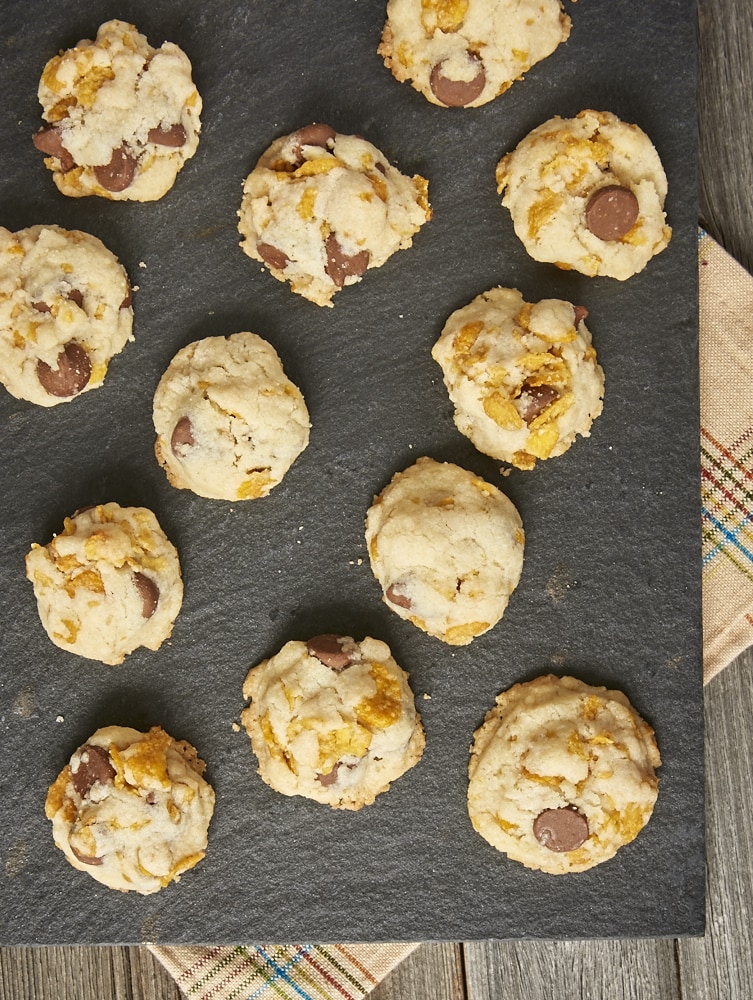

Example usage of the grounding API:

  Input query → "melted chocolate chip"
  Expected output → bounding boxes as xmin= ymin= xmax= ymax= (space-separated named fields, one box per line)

xmin=71 ymin=845 xmax=104 ymax=866
xmin=36 ymin=342 xmax=91 ymax=397
xmin=133 ymin=572 xmax=159 ymax=618
xmin=533 ymin=807 xmax=589 ymax=852
xmin=306 ymin=634 xmax=354 ymax=670
xmin=33 ymin=125 xmax=75 ymax=171
xmin=316 ymin=764 xmax=341 ymax=787
xmin=573 ymin=305 xmax=589 ymax=326
xmin=147 ymin=123 xmax=187 ymax=147
xmin=292 ymin=123 xmax=336 ymax=163
xmin=67 ymin=288 xmax=84 ymax=308
xmin=171 ymin=416 xmax=195 ymax=455
xmin=386 ymin=584 xmax=412 ymax=609
xmin=257 ymin=242 xmax=290 ymax=271
xmin=585 ymin=185 xmax=639 ymax=241
xmin=71 ymin=744 xmax=115 ymax=799
xmin=324 ymin=233 xmax=370 ymax=287
xmin=519 ymin=383 xmax=560 ymax=424
xmin=120 ymin=284 xmax=133 ymax=310
xmin=94 ymin=146 xmax=137 ymax=193
xmin=429 ymin=51 xmax=486 ymax=107
xmin=32 ymin=301 xmax=51 ymax=313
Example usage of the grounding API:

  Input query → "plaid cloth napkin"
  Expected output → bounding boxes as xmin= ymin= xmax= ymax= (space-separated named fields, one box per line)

xmin=147 ymin=230 xmax=752 ymax=998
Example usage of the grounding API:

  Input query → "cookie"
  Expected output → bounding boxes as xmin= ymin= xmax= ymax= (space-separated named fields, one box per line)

xmin=241 ymin=634 xmax=425 ymax=810
xmin=467 ymin=675 xmax=661 ymax=874
xmin=33 ymin=19 xmax=201 ymax=201
xmin=238 ymin=123 xmax=431 ymax=306
xmin=45 ymin=725 xmax=215 ymax=893
xmin=365 ymin=457 xmax=524 ymax=644
xmin=0 ymin=225 xmax=133 ymax=406
xmin=432 ymin=286 xmax=604 ymax=470
xmin=153 ymin=332 xmax=310 ymax=501
xmin=496 ymin=109 xmax=671 ymax=279
xmin=25 ymin=503 xmax=183 ymax=665
xmin=379 ymin=0 xmax=571 ymax=108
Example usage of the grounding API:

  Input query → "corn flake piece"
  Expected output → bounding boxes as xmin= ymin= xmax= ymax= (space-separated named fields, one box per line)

xmin=483 ymin=391 xmax=524 ymax=430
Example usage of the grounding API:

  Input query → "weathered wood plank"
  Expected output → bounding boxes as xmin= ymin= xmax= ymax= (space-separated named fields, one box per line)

xmin=368 ymin=943 xmax=466 ymax=1000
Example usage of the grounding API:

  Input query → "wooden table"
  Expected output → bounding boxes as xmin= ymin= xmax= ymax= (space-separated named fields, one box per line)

xmin=3 ymin=1 xmax=751 ymax=995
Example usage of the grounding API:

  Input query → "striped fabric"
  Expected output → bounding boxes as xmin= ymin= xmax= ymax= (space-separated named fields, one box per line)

xmin=149 ymin=230 xmax=752 ymax=997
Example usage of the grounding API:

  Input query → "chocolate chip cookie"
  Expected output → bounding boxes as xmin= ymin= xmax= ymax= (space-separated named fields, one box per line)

xmin=379 ymin=0 xmax=571 ymax=108
xmin=365 ymin=457 xmax=525 ymax=645
xmin=467 ymin=675 xmax=661 ymax=874
xmin=241 ymin=635 xmax=425 ymax=810
xmin=33 ymin=19 xmax=201 ymax=201
xmin=238 ymin=124 xmax=431 ymax=306
xmin=25 ymin=503 xmax=183 ymax=665
xmin=45 ymin=725 xmax=215 ymax=893
xmin=0 ymin=225 xmax=133 ymax=406
xmin=152 ymin=332 xmax=310 ymax=501
xmin=432 ymin=286 xmax=604 ymax=470
xmin=496 ymin=109 xmax=671 ymax=279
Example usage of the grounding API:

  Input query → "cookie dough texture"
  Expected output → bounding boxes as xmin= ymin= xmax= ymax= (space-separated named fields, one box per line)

xmin=34 ymin=19 xmax=201 ymax=201
xmin=432 ymin=286 xmax=604 ymax=470
xmin=45 ymin=725 xmax=214 ymax=893
xmin=365 ymin=457 xmax=524 ymax=644
xmin=238 ymin=124 xmax=431 ymax=306
xmin=241 ymin=635 xmax=425 ymax=810
xmin=496 ymin=110 xmax=671 ymax=279
xmin=468 ymin=675 xmax=661 ymax=874
xmin=0 ymin=225 xmax=133 ymax=406
xmin=25 ymin=503 xmax=183 ymax=665
xmin=379 ymin=0 xmax=571 ymax=108
xmin=153 ymin=332 xmax=310 ymax=501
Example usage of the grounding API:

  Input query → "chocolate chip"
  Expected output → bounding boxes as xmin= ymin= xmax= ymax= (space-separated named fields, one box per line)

xmin=429 ymin=52 xmax=486 ymax=107
xmin=71 ymin=845 xmax=104 ymax=866
xmin=32 ymin=301 xmax=51 ymax=313
xmin=573 ymin=305 xmax=589 ymax=326
xmin=519 ymin=383 xmax=560 ymax=424
xmin=306 ymin=634 xmax=354 ymax=670
xmin=36 ymin=342 xmax=91 ymax=397
xmin=171 ymin=416 xmax=195 ymax=455
xmin=533 ymin=807 xmax=589 ymax=852
xmin=71 ymin=744 xmax=115 ymax=799
xmin=585 ymin=185 xmax=639 ymax=241
xmin=386 ymin=584 xmax=412 ymax=610
xmin=316 ymin=764 xmax=340 ymax=786
xmin=67 ymin=288 xmax=84 ymax=308
xmin=120 ymin=284 xmax=133 ymax=310
xmin=133 ymin=572 xmax=159 ymax=618
xmin=147 ymin=123 xmax=187 ymax=147
xmin=257 ymin=242 xmax=290 ymax=271
xmin=33 ymin=125 xmax=75 ymax=171
xmin=94 ymin=145 xmax=137 ymax=193
xmin=292 ymin=123 xmax=336 ymax=162
xmin=324 ymin=233 xmax=370 ymax=287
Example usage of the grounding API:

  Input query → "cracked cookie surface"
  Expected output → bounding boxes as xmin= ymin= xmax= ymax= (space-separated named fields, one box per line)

xmin=238 ymin=124 xmax=431 ymax=306
xmin=496 ymin=109 xmax=671 ymax=279
xmin=45 ymin=725 xmax=214 ymax=893
xmin=0 ymin=225 xmax=133 ymax=406
xmin=152 ymin=331 xmax=310 ymax=501
xmin=432 ymin=286 xmax=604 ymax=470
xmin=26 ymin=502 xmax=183 ymax=664
xmin=34 ymin=19 xmax=201 ymax=201
xmin=467 ymin=675 xmax=661 ymax=874
xmin=241 ymin=635 xmax=425 ymax=810
xmin=365 ymin=457 xmax=524 ymax=644
xmin=379 ymin=0 xmax=571 ymax=108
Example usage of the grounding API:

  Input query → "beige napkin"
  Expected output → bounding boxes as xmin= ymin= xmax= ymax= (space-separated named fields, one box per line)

xmin=148 ymin=230 xmax=751 ymax=998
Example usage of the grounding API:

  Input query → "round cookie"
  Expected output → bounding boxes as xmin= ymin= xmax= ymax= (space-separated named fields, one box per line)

xmin=45 ymin=725 xmax=215 ymax=894
xmin=153 ymin=332 xmax=310 ymax=501
xmin=432 ymin=286 xmax=604 ymax=470
xmin=467 ymin=675 xmax=661 ymax=874
xmin=496 ymin=109 xmax=671 ymax=279
xmin=238 ymin=123 xmax=431 ymax=306
xmin=0 ymin=225 xmax=133 ymax=406
xmin=25 ymin=503 xmax=183 ymax=665
xmin=378 ymin=0 xmax=571 ymax=108
xmin=33 ymin=19 xmax=201 ymax=201
xmin=241 ymin=634 xmax=425 ymax=810
xmin=365 ymin=457 xmax=524 ymax=645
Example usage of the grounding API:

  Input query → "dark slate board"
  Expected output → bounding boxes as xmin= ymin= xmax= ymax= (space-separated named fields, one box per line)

xmin=0 ymin=0 xmax=703 ymax=944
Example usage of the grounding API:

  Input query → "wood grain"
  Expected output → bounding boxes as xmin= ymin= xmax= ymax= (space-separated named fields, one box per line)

xmin=3 ymin=0 xmax=752 ymax=997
